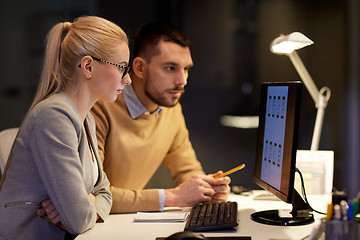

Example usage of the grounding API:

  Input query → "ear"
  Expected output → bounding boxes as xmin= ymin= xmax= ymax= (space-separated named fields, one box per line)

xmin=79 ymin=56 xmax=94 ymax=79
xmin=132 ymin=57 xmax=146 ymax=79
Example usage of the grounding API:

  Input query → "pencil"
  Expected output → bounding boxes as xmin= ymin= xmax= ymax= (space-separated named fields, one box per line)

xmin=214 ymin=164 xmax=245 ymax=179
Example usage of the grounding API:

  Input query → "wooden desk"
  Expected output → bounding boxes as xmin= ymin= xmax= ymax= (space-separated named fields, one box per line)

xmin=76 ymin=191 xmax=330 ymax=240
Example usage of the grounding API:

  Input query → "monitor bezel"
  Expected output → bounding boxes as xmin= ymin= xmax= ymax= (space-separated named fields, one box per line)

xmin=253 ymin=81 xmax=302 ymax=204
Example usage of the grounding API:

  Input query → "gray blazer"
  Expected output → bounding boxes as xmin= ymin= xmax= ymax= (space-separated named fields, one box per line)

xmin=0 ymin=92 xmax=112 ymax=240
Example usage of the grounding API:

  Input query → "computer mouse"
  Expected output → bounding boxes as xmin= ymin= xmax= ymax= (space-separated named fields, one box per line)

xmin=165 ymin=231 xmax=207 ymax=240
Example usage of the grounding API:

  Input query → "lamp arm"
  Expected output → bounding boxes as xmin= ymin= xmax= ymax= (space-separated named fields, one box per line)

xmin=311 ymin=98 xmax=325 ymax=150
xmin=288 ymin=51 xmax=319 ymax=105
xmin=310 ymin=87 xmax=331 ymax=150
xmin=287 ymin=51 xmax=331 ymax=150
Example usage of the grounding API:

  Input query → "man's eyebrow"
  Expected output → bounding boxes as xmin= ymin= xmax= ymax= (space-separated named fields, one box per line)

xmin=162 ymin=62 xmax=194 ymax=68
xmin=162 ymin=61 xmax=179 ymax=66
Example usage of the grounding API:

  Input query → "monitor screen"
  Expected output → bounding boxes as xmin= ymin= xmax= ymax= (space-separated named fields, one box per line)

xmin=251 ymin=81 xmax=314 ymax=226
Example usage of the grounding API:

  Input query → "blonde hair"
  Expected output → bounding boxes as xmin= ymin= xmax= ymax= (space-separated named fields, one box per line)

xmin=30 ymin=16 xmax=128 ymax=110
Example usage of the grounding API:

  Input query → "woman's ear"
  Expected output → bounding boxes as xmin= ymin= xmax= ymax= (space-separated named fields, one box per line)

xmin=132 ymin=57 xmax=146 ymax=79
xmin=79 ymin=56 xmax=94 ymax=79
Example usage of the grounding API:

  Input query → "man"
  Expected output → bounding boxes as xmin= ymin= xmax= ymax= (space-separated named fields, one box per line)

xmin=91 ymin=22 xmax=231 ymax=213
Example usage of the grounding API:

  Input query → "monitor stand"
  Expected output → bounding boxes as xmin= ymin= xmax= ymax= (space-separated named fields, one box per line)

xmin=250 ymin=190 xmax=314 ymax=226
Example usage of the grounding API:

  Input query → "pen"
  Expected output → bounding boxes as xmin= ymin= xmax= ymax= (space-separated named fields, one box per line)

xmin=340 ymin=200 xmax=348 ymax=220
xmin=352 ymin=199 xmax=359 ymax=219
xmin=333 ymin=204 xmax=341 ymax=220
xmin=326 ymin=203 xmax=333 ymax=220
xmin=214 ymin=164 xmax=245 ymax=179
xmin=347 ymin=201 xmax=354 ymax=221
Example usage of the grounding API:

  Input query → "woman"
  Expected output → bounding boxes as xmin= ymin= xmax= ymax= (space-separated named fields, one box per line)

xmin=0 ymin=16 xmax=131 ymax=239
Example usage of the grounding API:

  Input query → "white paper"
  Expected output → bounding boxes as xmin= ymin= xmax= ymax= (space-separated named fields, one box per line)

xmin=295 ymin=150 xmax=334 ymax=194
xmin=133 ymin=212 xmax=189 ymax=222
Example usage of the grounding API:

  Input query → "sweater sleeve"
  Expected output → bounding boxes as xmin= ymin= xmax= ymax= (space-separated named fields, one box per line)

xmin=91 ymin=102 xmax=162 ymax=213
xmin=162 ymin=105 xmax=205 ymax=186
xmin=110 ymin=187 xmax=161 ymax=213
xmin=91 ymin=100 xmax=204 ymax=213
xmin=30 ymin=105 xmax=99 ymax=234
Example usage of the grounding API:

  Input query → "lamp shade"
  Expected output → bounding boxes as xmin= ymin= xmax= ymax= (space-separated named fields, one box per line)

xmin=270 ymin=32 xmax=314 ymax=54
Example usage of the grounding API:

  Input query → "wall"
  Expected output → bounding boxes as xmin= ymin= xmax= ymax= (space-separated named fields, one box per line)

xmin=0 ymin=0 xmax=358 ymax=196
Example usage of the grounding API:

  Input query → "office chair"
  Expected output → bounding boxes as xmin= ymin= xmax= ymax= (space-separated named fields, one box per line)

xmin=0 ymin=128 xmax=18 ymax=175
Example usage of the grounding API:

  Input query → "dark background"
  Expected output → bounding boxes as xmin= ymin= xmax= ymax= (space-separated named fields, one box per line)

xmin=0 ymin=0 xmax=359 ymax=197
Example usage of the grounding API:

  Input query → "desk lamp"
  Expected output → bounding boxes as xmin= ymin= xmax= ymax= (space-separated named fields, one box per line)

xmin=270 ymin=32 xmax=331 ymax=150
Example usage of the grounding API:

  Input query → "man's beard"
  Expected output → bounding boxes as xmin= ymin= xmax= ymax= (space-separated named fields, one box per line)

xmin=145 ymin=84 xmax=185 ymax=108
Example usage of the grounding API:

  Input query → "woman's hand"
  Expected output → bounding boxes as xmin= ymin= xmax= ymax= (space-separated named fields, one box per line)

xmin=37 ymin=193 xmax=99 ymax=230
xmin=37 ymin=199 xmax=66 ymax=231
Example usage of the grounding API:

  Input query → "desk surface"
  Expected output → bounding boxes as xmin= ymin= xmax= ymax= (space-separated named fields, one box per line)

xmin=76 ymin=191 xmax=330 ymax=240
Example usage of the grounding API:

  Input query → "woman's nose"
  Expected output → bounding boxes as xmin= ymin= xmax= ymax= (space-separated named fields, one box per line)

xmin=122 ymin=73 xmax=132 ymax=85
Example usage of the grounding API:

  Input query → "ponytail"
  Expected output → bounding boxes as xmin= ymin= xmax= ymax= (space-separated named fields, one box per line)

xmin=29 ymin=16 xmax=128 ymax=111
xmin=30 ymin=22 xmax=71 ymax=110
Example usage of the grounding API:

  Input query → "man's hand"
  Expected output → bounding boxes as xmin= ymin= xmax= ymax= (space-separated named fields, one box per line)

xmin=208 ymin=171 xmax=231 ymax=202
xmin=165 ymin=174 xmax=215 ymax=207
xmin=164 ymin=172 xmax=231 ymax=207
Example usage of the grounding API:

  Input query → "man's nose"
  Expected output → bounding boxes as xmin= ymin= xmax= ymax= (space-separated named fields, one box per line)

xmin=176 ymin=71 xmax=188 ymax=86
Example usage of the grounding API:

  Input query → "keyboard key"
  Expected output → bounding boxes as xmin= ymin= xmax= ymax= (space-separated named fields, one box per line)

xmin=184 ymin=201 xmax=238 ymax=232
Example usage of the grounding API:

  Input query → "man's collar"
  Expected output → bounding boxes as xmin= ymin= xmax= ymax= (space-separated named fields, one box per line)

xmin=122 ymin=85 xmax=163 ymax=119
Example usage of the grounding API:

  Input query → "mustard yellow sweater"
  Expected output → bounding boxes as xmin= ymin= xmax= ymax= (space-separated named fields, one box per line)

xmin=91 ymin=94 xmax=204 ymax=213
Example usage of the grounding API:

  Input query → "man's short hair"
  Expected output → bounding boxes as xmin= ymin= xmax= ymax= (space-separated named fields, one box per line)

xmin=134 ymin=22 xmax=191 ymax=62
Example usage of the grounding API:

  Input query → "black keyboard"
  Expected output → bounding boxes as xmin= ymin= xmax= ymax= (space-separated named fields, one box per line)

xmin=184 ymin=201 xmax=238 ymax=232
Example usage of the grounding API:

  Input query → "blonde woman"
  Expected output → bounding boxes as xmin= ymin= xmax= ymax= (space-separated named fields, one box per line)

xmin=0 ymin=16 xmax=131 ymax=240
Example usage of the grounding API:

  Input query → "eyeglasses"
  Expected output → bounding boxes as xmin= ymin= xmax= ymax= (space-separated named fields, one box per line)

xmin=92 ymin=57 xmax=130 ymax=79
xmin=78 ymin=56 xmax=130 ymax=79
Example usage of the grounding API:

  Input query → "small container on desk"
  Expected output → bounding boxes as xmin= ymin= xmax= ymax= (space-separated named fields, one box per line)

xmin=323 ymin=219 xmax=359 ymax=240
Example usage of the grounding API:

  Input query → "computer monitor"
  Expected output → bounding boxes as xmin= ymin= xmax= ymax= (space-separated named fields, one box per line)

xmin=251 ymin=81 xmax=314 ymax=226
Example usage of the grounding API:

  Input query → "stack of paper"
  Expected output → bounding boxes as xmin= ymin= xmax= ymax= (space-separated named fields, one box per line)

xmin=134 ymin=212 xmax=189 ymax=222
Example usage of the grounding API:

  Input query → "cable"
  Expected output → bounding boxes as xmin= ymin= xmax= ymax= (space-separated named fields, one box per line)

xmin=296 ymin=168 xmax=326 ymax=215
